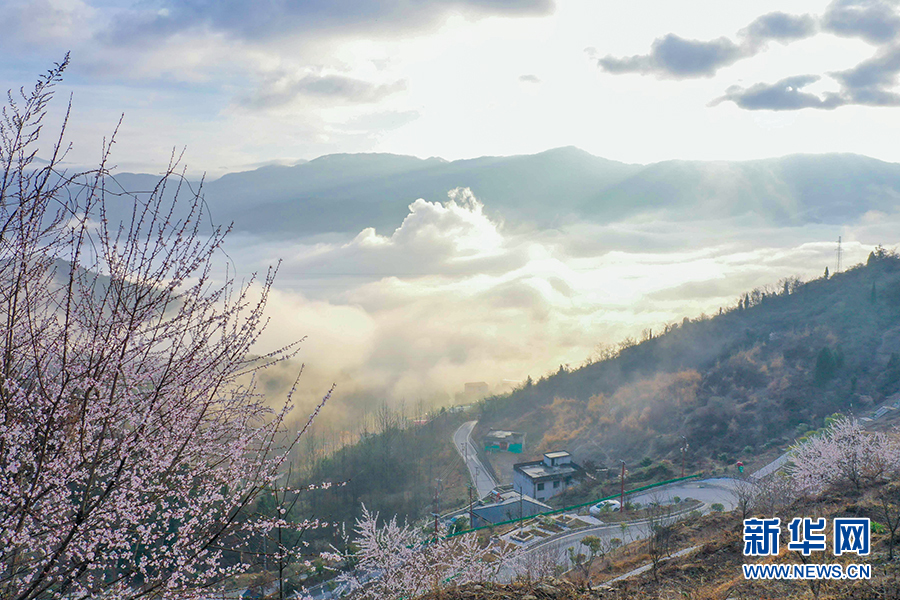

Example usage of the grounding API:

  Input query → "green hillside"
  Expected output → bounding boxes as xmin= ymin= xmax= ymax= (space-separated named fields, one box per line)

xmin=280 ymin=408 xmax=471 ymax=549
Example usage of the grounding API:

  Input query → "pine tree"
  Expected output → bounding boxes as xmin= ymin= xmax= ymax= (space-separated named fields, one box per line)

xmin=815 ymin=347 xmax=836 ymax=385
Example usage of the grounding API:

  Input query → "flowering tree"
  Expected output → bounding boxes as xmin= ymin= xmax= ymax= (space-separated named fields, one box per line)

xmin=332 ymin=505 xmax=518 ymax=600
xmin=567 ymin=535 xmax=610 ymax=584
xmin=789 ymin=416 xmax=900 ymax=495
xmin=0 ymin=58 xmax=329 ymax=599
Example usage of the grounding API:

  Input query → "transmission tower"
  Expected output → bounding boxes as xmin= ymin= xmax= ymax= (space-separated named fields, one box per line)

xmin=836 ymin=236 xmax=843 ymax=274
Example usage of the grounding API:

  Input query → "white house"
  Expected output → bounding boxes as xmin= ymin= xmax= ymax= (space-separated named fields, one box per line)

xmin=512 ymin=451 xmax=582 ymax=503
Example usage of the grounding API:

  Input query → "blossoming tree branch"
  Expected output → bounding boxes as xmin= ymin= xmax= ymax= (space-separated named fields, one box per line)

xmin=0 ymin=57 xmax=331 ymax=600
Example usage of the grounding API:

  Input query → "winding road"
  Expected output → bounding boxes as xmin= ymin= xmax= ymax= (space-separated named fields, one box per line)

xmin=453 ymin=421 xmax=499 ymax=498
xmin=495 ymin=477 xmax=739 ymax=581
xmin=451 ymin=421 xmax=741 ymax=583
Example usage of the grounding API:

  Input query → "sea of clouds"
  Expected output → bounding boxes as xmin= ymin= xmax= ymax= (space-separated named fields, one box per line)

xmin=222 ymin=187 xmax=899 ymax=422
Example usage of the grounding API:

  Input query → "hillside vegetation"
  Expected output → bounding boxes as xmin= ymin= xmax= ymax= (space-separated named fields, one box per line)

xmin=476 ymin=250 xmax=900 ymax=472
xmin=277 ymin=409 xmax=471 ymax=550
xmin=284 ymin=251 xmax=900 ymax=546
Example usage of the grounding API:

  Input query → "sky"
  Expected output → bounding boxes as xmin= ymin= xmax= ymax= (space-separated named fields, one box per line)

xmin=5 ymin=0 xmax=900 ymax=419
xmin=3 ymin=0 xmax=900 ymax=176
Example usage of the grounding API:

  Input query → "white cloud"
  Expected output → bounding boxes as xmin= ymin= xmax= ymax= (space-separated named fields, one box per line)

xmin=282 ymin=188 xmax=513 ymax=283
xmin=0 ymin=0 xmax=96 ymax=47
xmin=235 ymin=189 xmax=900 ymax=418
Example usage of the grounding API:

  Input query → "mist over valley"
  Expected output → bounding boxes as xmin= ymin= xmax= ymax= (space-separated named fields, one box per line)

xmin=8 ymin=1 xmax=900 ymax=595
xmin=106 ymin=149 xmax=900 ymax=425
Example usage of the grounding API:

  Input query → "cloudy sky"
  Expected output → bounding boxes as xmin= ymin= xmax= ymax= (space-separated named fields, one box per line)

xmin=5 ymin=0 xmax=900 ymax=417
xmin=4 ymin=0 xmax=900 ymax=175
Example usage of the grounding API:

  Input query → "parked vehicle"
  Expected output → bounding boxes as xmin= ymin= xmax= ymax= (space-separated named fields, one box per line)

xmin=589 ymin=499 xmax=621 ymax=516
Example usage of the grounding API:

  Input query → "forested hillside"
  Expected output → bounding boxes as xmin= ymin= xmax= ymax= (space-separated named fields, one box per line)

xmin=278 ymin=249 xmax=900 ymax=550
xmin=281 ymin=409 xmax=471 ymax=548
xmin=476 ymin=250 xmax=900 ymax=469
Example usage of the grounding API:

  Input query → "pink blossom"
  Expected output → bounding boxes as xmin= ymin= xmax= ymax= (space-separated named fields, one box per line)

xmin=789 ymin=416 xmax=900 ymax=495
xmin=1 ymin=58 xmax=329 ymax=600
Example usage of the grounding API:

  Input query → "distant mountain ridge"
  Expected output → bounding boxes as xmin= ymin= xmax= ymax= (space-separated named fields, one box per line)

xmin=107 ymin=149 xmax=900 ymax=236
xmin=589 ymin=153 xmax=900 ymax=225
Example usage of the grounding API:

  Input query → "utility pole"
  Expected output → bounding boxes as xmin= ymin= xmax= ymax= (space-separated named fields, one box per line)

xmin=464 ymin=440 xmax=470 ymax=504
xmin=620 ymin=461 xmax=626 ymax=514
xmin=519 ymin=485 xmax=523 ymax=521
xmin=681 ymin=436 xmax=688 ymax=478
xmin=432 ymin=478 xmax=443 ymax=539
xmin=468 ymin=483 xmax=474 ymax=530
xmin=517 ymin=484 xmax=524 ymax=534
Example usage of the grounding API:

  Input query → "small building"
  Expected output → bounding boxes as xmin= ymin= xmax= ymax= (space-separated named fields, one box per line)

xmin=483 ymin=429 xmax=525 ymax=454
xmin=464 ymin=382 xmax=490 ymax=399
xmin=513 ymin=451 xmax=582 ymax=502
xmin=470 ymin=490 xmax=550 ymax=527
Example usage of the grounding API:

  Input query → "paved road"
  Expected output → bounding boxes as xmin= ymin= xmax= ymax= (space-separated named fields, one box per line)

xmin=630 ymin=478 xmax=738 ymax=510
xmin=495 ymin=519 xmax=655 ymax=583
xmin=495 ymin=478 xmax=739 ymax=583
xmin=750 ymin=453 xmax=790 ymax=480
xmin=605 ymin=545 xmax=700 ymax=584
xmin=453 ymin=421 xmax=499 ymax=498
